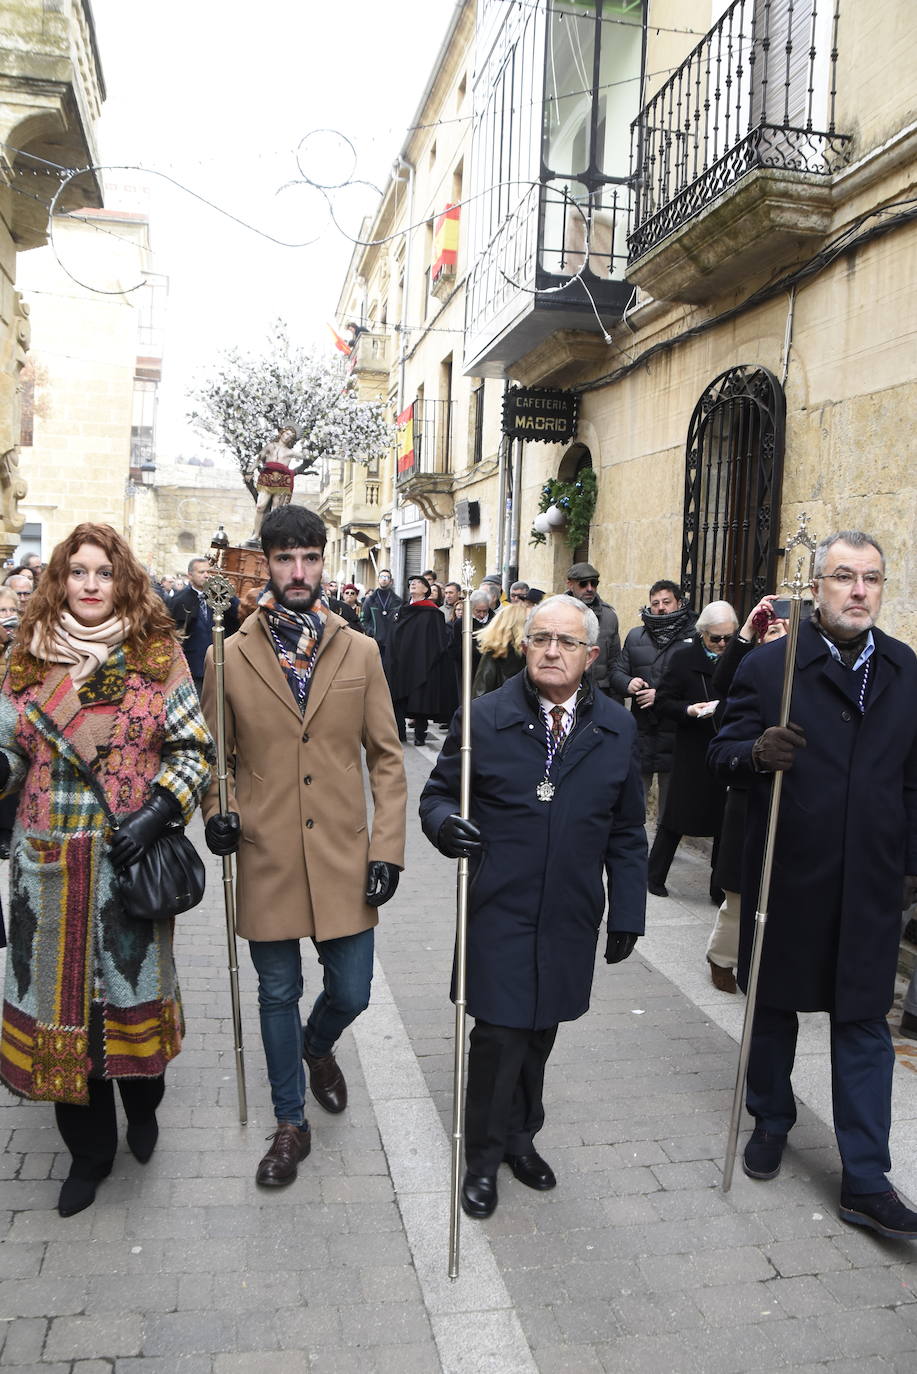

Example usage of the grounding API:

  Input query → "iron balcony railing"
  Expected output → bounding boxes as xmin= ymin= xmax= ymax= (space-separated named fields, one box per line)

xmin=629 ymin=0 xmax=852 ymax=261
xmin=396 ymin=399 xmax=456 ymax=486
xmin=465 ymin=179 xmax=633 ymax=351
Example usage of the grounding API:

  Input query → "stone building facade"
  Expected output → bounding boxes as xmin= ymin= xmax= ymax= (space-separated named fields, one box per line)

xmin=458 ymin=0 xmax=917 ymax=642
xmin=330 ymin=0 xmax=506 ymax=595
xmin=0 ymin=0 xmax=105 ymax=557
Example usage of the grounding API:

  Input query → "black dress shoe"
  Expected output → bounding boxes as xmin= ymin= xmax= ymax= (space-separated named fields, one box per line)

xmin=58 ymin=1176 xmax=99 ymax=1217
xmin=648 ymin=880 xmax=668 ymax=897
xmin=839 ymin=1187 xmax=917 ymax=1240
xmin=303 ymin=1046 xmax=347 ymax=1114
xmin=504 ymin=1151 xmax=557 ymax=1191
xmin=742 ymin=1126 xmax=786 ymax=1180
xmin=461 ymin=1172 xmax=497 ymax=1218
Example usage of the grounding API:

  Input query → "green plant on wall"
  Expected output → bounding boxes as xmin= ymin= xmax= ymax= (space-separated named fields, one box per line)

xmin=529 ymin=467 xmax=597 ymax=547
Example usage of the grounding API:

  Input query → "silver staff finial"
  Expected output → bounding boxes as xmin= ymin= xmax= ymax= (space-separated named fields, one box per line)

xmin=781 ymin=513 xmax=817 ymax=600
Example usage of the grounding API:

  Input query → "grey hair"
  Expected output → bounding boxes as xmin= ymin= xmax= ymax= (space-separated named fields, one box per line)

xmin=813 ymin=530 xmax=885 ymax=578
xmin=696 ymin=600 xmax=738 ymax=633
xmin=469 ymin=588 xmax=492 ymax=611
xmin=187 ymin=556 xmax=210 ymax=574
xmin=524 ymin=593 xmax=599 ymax=646
xmin=510 ymin=580 xmax=529 ymax=594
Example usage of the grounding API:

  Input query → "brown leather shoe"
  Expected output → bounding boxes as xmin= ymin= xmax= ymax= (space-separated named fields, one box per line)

xmin=707 ymin=958 xmax=737 ymax=994
xmin=255 ymin=1122 xmax=311 ymax=1187
xmin=303 ymin=1048 xmax=348 ymax=1114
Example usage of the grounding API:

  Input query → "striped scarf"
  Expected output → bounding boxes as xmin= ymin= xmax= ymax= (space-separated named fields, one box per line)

xmin=259 ymin=589 xmax=325 ymax=712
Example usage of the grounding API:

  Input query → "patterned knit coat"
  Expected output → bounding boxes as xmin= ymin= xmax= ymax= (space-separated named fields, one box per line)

xmin=0 ymin=634 xmax=213 ymax=1104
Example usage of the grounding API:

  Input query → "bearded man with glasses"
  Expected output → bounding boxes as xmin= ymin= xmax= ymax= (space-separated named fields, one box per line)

xmin=420 ymin=594 xmax=647 ymax=1220
xmin=709 ymin=530 xmax=917 ymax=1240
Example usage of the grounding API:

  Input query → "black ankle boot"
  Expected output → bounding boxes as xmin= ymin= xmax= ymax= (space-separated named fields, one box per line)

xmin=126 ymin=1114 xmax=159 ymax=1164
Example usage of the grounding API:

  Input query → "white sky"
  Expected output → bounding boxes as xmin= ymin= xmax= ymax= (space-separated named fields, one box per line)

xmin=90 ymin=0 xmax=459 ymax=457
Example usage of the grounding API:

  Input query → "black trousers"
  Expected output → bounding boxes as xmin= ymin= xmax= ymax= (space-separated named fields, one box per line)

xmin=54 ymin=1075 xmax=165 ymax=1180
xmin=649 ymin=824 xmax=722 ymax=898
xmin=464 ymin=1020 xmax=559 ymax=1175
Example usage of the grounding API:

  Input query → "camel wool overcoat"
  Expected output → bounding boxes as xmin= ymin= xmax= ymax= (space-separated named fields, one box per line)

xmin=201 ymin=609 xmax=406 ymax=942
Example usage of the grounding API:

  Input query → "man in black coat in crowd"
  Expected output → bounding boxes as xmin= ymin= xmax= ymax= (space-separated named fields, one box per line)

xmin=610 ymin=579 xmax=696 ymax=817
xmin=170 ymin=556 xmax=240 ymax=696
xmin=709 ymin=530 xmax=917 ymax=1240
xmin=420 ymin=594 xmax=647 ymax=1220
xmin=565 ymin=561 xmax=621 ymax=701
xmin=361 ymin=569 xmax=403 ymax=665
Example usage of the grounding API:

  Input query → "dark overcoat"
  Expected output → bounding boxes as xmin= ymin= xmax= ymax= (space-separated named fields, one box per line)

xmin=708 ymin=620 xmax=917 ymax=1020
xmin=655 ymin=635 xmax=728 ymax=835
xmin=419 ymin=672 xmax=647 ymax=1029
xmin=610 ymin=620 xmax=696 ymax=774
xmin=387 ymin=601 xmax=458 ymax=718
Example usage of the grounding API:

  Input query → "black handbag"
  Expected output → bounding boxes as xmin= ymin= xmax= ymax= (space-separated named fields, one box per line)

xmin=114 ymin=824 xmax=206 ymax=922
xmin=77 ymin=758 xmax=206 ymax=922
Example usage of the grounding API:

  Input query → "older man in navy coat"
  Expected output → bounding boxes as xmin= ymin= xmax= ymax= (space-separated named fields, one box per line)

xmin=709 ymin=531 xmax=917 ymax=1240
xmin=420 ymin=594 xmax=647 ymax=1219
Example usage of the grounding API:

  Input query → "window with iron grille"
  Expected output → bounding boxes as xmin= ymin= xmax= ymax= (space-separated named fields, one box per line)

xmin=681 ymin=365 xmax=785 ymax=621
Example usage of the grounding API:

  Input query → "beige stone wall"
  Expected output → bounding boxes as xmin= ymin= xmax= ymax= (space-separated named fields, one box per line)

xmin=126 ymin=481 xmax=259 ymax=578
xmin=15 ymin=216 xmax=150 ymax=554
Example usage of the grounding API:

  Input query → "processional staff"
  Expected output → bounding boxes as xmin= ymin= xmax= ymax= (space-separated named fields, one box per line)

xmin=203 ymin=569 xmax=248 ymax=1126
xmin=448 ymin=560 xmax=478 ymax=1279
xmin=722 ymin=514 xmax=817 ymax=1191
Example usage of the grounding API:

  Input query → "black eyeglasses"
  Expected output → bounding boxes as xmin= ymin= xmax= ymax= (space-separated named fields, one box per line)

xmin=707 ymin=633 xmax=733 ymax=645
xmin=576 ymin=578 xmax=599 ymax=589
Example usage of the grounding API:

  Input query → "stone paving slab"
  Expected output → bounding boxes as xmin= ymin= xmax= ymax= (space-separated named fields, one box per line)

xmin=0 ymin=748 xmax=916 ymax=1371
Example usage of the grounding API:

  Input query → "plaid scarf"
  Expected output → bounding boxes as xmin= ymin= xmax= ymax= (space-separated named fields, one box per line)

xmin=259 ymin=588 xmax=325 ymax=712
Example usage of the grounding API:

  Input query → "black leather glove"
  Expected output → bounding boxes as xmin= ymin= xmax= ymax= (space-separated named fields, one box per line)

xmin=752 ymin=722 xmax=806 ymax=772
xmin=365 ymin=860 xmax=400 ymax=908
xmin=0 ymin=751 xmax=9 ymax=793
xmin=605 ymin=931 xmax=638 ymax=964
xmin=902 ymin=875 xmax=917 ymax=911
xmin=204 ymin=812 xmax=240 ymax=856
xmin=109 ymin=788 xmax=181 ymax=870
xmin=437 ymin=814 xmax=482 ymax=859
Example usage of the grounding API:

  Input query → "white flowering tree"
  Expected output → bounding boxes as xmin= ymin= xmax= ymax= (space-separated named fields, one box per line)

xmin=187 ymin=320 xmax=391 ymax=499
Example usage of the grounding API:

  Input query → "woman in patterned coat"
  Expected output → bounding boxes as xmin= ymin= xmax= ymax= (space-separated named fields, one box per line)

xmin=0 ymin=524 xmax=213 ymax=1217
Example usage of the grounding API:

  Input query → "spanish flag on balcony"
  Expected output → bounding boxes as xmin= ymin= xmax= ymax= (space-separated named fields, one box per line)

xmin=431 ymin=203 xmax=460 ymax=286
xmin=396 ymin=403 xmax=415 ymax=475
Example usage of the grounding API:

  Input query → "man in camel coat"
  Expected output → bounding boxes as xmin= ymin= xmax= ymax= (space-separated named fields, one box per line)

xmin=201 ymin=505 xmax=406 ymax=1188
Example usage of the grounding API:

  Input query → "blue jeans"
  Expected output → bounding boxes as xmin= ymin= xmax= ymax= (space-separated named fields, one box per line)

xmin=248 ymin=930 xmax=374 ymax=1125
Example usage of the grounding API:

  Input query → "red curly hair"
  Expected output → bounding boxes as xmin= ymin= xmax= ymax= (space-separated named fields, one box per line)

xmin=17 ymin=523 xmax=178 ymax=653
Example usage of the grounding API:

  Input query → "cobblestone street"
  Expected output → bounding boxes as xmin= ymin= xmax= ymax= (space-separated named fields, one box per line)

xmin=1 ymin=733 xmax=916 ymax=1372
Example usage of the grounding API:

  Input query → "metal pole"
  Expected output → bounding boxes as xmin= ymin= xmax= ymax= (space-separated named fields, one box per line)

xmin=448 ymin=558 xmax=477 ymax=1278
xmin=508 ymin=439 xmax=523 ymax=586
xmin=203 ymin=571 xmax=248 ymax=1125
xmin=722 ymin=515 xmax=816 ymax=1191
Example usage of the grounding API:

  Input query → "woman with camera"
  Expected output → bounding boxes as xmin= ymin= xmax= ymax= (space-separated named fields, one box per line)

xmin=0 ymin=524 xmax=213 ymax=1216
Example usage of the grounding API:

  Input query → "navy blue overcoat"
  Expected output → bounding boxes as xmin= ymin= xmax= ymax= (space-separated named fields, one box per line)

xmin=419 ymin=672 xmax=647 ymax=1029
xmin=708 ymin=619 xmax=917 ymax=1020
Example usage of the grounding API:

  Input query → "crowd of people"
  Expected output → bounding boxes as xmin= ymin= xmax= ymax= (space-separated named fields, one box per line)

xmin=0 ymin=518 xmax=915 ymax=1246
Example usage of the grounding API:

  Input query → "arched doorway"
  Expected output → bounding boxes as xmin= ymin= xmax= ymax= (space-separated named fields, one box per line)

xmin=681 ymin=365 xmax=785 ymax=620
xmin=557 ymin=443 xmax=593 ymax=565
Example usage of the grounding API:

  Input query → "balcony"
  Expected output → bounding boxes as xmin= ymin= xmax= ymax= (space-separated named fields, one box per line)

xmin=349 ymin=329 xmax=389 ymax=378
xmin=463 ymin=0 xmax=642 ymax=379
xmin=395 ymin=399 xmax=455 ymax=521
xmin=315 ymin=458 xmax=342 ymax=525
xmin=627 ymin=0 xmax=852 ymax=303
xmin=340 ymin=470 xmax=383 ymax=548
xmin=1 ymin=1 xmax=106 ymax=249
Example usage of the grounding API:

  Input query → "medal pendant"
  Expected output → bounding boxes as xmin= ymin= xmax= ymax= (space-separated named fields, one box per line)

xmin=536 ymin=779 xmax=555 ymax=802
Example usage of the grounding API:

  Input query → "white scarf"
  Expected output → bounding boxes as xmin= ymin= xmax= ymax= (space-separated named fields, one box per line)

xmin=31 ymin=612 xmax=130 ymax=686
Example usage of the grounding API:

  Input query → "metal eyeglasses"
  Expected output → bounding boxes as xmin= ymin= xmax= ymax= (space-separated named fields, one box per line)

xmin=527 ymin=631 xmax=590 ymax=651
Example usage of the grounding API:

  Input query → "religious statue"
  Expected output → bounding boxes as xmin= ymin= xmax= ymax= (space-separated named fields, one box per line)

xmin=246 ymin=424 xmax=306 ymax=544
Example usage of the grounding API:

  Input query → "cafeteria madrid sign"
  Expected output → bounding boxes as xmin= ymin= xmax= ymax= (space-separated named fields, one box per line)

xmin=501 ymin=386 xmax=579 ymax=443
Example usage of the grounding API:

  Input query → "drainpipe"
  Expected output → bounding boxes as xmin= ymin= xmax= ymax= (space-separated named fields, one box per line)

xmin=393 ymin=156 xmax=415 ymax=414
xmin=508 ymin=439 xmax=523 ymax=586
